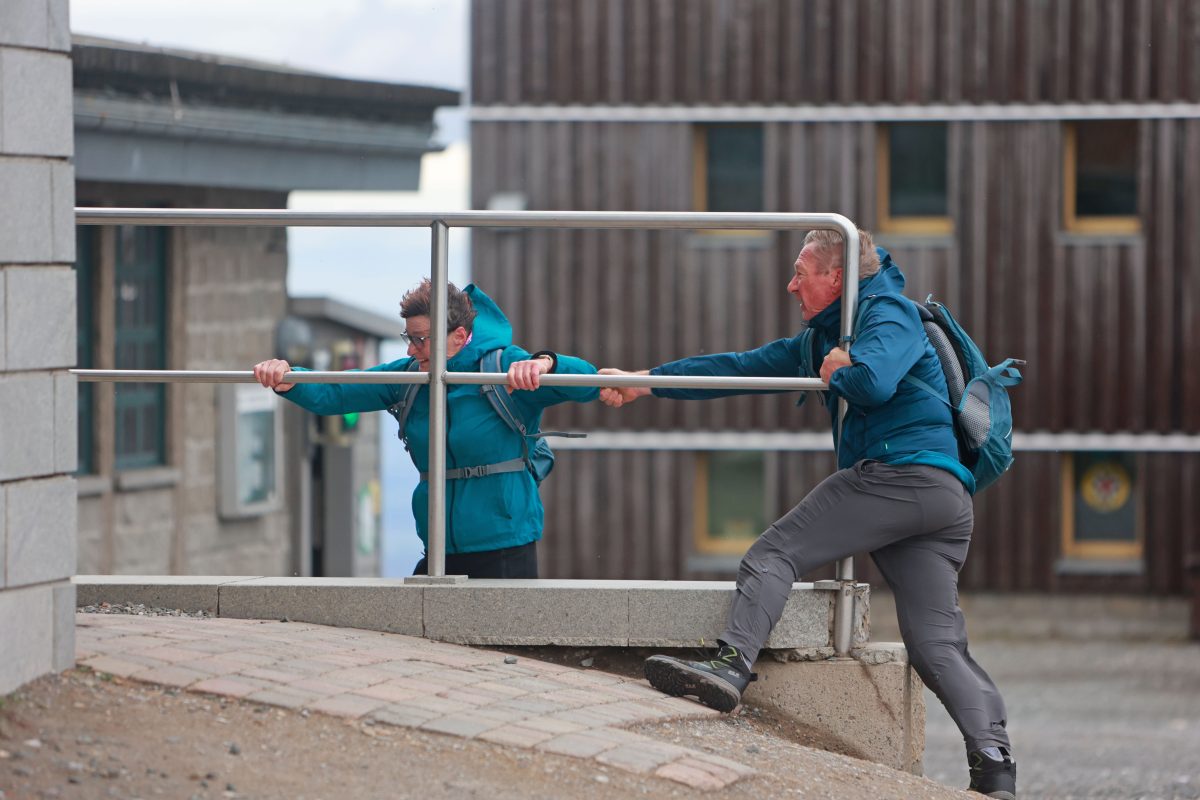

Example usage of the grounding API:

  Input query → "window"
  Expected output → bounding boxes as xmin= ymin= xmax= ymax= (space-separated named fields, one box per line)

xmin=76 ymin=226 xmax=97 ymax=474
xmin=113 ymin=226 xmax=168 ymax=470
xmin=693 ymin=124 xmax=764 ymax=213
xmin=694 ymin=451 xmax=766 ymax=555
xmin=877 ymin=123 xmax=952 ymax=235
xmin=1064 ymin=121 xmax=1140 ymax=234
xmin=1060 ymin=452 xmax=1142 ymax=565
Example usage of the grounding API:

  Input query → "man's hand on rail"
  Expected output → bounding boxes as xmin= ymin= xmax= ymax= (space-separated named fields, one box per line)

xmin=506 ymin=355 xmax=554 ymax=393
xmin=254 ymin=359 xmax=295 ymax=393
xmin=819 ymin=347 xmax=852 ymax=384
xmin=597 ymin=368 xmax=652 ymax=408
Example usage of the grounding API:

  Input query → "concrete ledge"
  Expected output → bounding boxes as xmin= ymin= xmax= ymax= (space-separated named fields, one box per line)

xmin=73 ymin=575 xmax=259 ymax=614
xmin=749 ymin=643 xmax=925 ymax=775
xmin=219 ymin=577 xmax=423 ymax=637
xmin=73 ymin=576 xmax=870 ymax=651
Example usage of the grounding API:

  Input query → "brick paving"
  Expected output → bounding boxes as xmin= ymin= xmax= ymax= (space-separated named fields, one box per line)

xmin=75 ymin=613 xmax=753 ymax=791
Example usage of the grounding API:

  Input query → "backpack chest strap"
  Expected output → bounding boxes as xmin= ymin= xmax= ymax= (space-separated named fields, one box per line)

xmin=419 ymin=457 xmax=527 ymax=481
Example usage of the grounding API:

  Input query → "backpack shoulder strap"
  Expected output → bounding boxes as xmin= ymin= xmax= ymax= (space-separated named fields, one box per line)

xmin=479 ymin=348 xmax=587 ymax=440
xmin=384 ymin=359 xmax=423 ymax=447
xmin=850 ymin=293 xmax=885 ymax=343
xmin=479 ymin=348 xmax=529 ymax=437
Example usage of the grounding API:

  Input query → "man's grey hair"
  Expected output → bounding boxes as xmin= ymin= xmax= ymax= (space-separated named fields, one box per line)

xmin=801 ymin=228 xmax=880 ymax=278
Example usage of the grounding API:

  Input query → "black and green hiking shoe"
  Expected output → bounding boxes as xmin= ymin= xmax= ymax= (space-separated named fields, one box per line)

xmin=643 ymin=645 xmax=756 ymax=713
xmin=968 ymin=748 xmax=1016 ymax=799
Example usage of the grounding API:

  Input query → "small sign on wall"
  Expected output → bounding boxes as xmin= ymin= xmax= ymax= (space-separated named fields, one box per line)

xmin=218 ymin=383 xmax=283 ymax=519
xmin=1061 ymin=451 xmax=1141 ymax=563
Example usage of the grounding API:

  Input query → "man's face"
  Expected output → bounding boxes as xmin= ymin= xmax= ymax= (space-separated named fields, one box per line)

xmin=787 ymin=246 xmax=843 ymax=321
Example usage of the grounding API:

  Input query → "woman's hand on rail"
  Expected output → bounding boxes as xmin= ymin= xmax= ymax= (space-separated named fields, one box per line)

xmin=597 ymin=368 xmax=652 ymax=408
xmin=506 ymin=355 xmax=554 ymax=392
xmin=254 ymin=359 xmax=294 ymax=393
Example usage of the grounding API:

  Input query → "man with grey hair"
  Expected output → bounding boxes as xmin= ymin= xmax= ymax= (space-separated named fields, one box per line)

xmin=600 ymin=228 xmax=1016 ymax=799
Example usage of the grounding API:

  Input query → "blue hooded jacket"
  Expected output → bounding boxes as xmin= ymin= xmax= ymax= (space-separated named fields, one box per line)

xmin=650 ymin=248 xmax=973 ymax=491
xmin=279 ymin=285 xmax=600 ymax=554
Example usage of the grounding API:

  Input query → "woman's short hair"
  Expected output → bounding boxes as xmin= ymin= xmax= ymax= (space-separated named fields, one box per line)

xmin=801 ymin=228 xmax=880 ymax=278
xmin=400 ymin=279 xmax=477 ymax=332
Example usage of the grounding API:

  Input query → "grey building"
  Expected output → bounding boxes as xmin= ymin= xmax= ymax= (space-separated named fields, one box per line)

xmin=71 ymin=37 xmax=457 ymax=577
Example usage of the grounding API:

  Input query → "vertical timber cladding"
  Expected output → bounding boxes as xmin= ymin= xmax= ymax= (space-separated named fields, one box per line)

xmin=469 ymin=1 xmax=1200 ymax=591
xmin=471 ymin=0 xmax=1200 ymax=105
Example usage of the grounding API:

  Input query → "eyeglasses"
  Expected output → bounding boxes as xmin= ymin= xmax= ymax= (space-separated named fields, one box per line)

xmin=400 ymin=332 xmax=431 ymax=347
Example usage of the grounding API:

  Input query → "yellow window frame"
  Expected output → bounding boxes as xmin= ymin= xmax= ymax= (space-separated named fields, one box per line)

xmin=1062 ymin=122 xmax=1141 ymax=235
xmin=876 ymin=124 xmax=953 ymax=236
xmin=1059 ymin=453 xmax=1144 ymax=561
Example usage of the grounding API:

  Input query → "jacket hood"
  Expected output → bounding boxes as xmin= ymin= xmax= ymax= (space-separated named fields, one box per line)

xmin=809 ymin=247 xmax=906 ymax=332
xmin=448 ymin=284 xmax=512 ymax=369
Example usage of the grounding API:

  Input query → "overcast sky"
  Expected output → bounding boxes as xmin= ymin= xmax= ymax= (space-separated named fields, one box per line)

xmin=70 ymin=0 xmax=473 ymax=317
xmin=70 ymin=0 xmax=467 ymax=97
xmin=70 ymin=0 xmax=472 ymax=574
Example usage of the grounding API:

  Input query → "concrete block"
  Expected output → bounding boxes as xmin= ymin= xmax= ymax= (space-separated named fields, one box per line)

xmin=0 ymin=486 xmax=6 ymax=588
xmin=0 ymin=0 xmax=49 ymax=49
xmin=7 ymin=266 xmax=74 ymax=369
xmin=52 ymin=580 xmax=75 ymax=671
xmin=6 ymin=475 xmax=75 ymax=585
xmin=0 ymin=584 xmax=53 ymax=695
xmin=423 ymin=580 xmax=630 ymax=646
xmin=53 ymin=370 xmax=76 ymax=473
xmin=72 ymin=575 xmax=259 ymax=614
xmin=626 ymin=581 xmax=834 ymax=649
xmin=0 ymin=270 xmax=6 ymax=371
xmin=0 ymin=159 xmax=52 ymax=263
xmin=748 ymin=644 xmax=925 ymax=775
xmin=219 ymin=578 xmax=424 ymax=636
xmin=0 ymin=50 xmax=72 ymax=157
xmin=0 ymin=372 xmax=55 ymax=481
xmin=46 ymin=0 xmax=70 ymax=52
xmin=50 ymin=159 xmax=74 ymax=262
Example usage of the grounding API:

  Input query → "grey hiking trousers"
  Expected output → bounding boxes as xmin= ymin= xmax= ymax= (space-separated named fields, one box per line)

xmin=720 ymin=459 xmax=1011 ymax=753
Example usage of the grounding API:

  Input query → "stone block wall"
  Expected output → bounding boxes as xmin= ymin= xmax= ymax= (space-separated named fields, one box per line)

xmin=73 ymin=182 xmax=293 ymax=577
xmin=0 ymin=0 xmax=77 ymax=695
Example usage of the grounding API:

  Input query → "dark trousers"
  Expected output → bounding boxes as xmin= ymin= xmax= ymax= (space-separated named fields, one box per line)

xmin=412 ymin=540 xmax=539 ymax=579
xmin=720 ymin=460 xmax=1011 ymax=754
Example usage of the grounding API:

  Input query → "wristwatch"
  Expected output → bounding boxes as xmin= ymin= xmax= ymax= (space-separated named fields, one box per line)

xmin=530 ymin=350 xmax=558 ymax=373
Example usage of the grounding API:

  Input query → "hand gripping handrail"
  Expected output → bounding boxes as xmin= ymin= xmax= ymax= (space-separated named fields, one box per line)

xmin=74 ymin=207 xmax=861 ymax=656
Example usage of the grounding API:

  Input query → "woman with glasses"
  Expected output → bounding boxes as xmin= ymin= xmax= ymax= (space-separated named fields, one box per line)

xmin=253 ymin=280 xmax=598 ymax=578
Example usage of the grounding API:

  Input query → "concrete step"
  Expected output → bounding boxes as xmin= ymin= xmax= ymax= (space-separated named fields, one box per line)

xmin=74 ymin=576 xmax=870 ymax=654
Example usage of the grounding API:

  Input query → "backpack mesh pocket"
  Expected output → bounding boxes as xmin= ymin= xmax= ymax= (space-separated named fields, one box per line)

xmin=924 ymin=321 xmax=965 ymax=407
xmin=959 ymin=380 xmax=992 ymax=449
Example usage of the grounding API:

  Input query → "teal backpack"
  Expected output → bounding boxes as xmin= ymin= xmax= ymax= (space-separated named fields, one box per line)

xmin=385 ymin=349 xmax=581 ymax=485
xmin=847 ymin=294 xmax=1024 ymax=492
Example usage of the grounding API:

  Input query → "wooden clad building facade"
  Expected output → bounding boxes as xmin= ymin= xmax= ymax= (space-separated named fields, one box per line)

xmin=468 ymin=0 xmax=1200 ymax=596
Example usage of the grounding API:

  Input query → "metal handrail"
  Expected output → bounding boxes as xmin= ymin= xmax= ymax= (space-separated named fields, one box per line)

xmin=75 ymin=207 xmax=862 ymax=655
xmin=73 ymin=370 xmax=830 ymax=391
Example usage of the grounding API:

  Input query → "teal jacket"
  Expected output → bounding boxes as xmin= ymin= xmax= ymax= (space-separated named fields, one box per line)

xmin=280 ymin=285 xmax=599 ymax=554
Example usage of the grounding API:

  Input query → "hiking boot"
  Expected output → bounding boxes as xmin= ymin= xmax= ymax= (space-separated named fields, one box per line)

xmin=643 ymin=645 xmax=756 ymax=713
xmin=968 ymin=748 xmax=1016 ymax=799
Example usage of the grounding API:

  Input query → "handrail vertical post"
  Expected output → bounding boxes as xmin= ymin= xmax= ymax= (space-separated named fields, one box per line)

xmin=833 ymin=221 xmax=862 ymax=656
xmin=426 ymin=221 xmax=451 ymax=577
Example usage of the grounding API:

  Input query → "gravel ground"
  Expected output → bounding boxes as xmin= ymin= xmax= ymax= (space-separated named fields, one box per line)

xmin=77 ymin=603 xmax=212 ymax=619
xmin=922 ymin=639 xmax=1200 ymax=800
xmin=0 ymin=667 xmax=973 ymax=800
xmin=1 ymin=608 xmax=973 ymax=800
